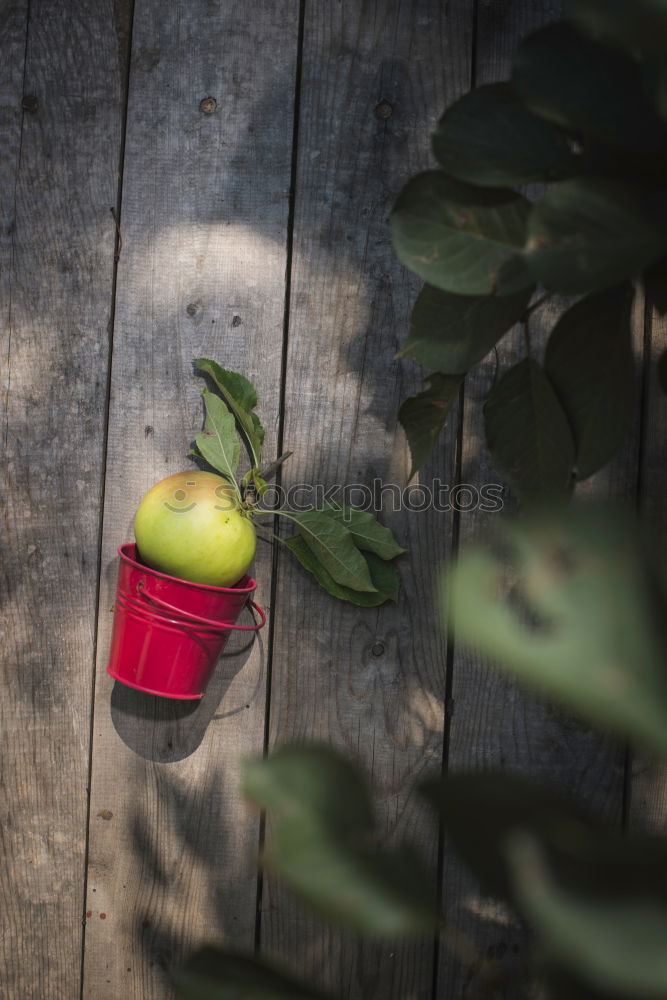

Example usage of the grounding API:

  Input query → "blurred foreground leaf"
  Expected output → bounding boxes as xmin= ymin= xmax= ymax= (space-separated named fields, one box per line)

xmin=175 ymin=948 xmax=333 ymax=1000
xmin=421 ymin=771 xmax=597 ymax=903
xmin=507 ymin=833 xmax=667 ymax=999
xmin=447 ymin=505 xmax=667 ymax=755
xmin=243 ymin=745 xmax=437 ymax=936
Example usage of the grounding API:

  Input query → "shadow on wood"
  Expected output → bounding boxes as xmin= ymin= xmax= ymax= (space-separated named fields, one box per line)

xmin=110 ymin=618 xmax=266 ymax=760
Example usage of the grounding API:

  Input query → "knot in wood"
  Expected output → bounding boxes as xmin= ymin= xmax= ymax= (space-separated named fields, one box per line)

xmin=374 ymin=101 xmax=393 ymax=120
xmin=199 ymin=96 xmax=217 ymax=114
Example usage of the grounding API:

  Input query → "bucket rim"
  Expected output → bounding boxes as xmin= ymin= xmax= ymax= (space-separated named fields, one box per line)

xmin=117 ymin=542 xmax=257 ymax=595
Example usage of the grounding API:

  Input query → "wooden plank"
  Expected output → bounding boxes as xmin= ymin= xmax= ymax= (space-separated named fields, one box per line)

xmin=81 ymin=3 xmax=300 ymax=997
xmin=0 ymin=1 xmax=124 ymax=996
xmin=436 ymin=3 xmax=641 ymax=996
xmin=259 ymin=3 xmax=472 ymax=998
xmin=628 ymin=305 xmax=667 ymax=833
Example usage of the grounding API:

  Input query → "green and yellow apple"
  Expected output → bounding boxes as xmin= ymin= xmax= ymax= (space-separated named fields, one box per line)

xmin=134 ymin=471 xmax=256 ymax=587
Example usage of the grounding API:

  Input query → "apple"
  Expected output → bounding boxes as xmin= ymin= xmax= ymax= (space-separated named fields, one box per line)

xmin=134 ymin=471 xmax=256 ymax=587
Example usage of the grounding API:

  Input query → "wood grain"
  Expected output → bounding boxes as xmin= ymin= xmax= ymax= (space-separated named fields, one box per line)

xmin=0 ymin=1 xmax=123 ymax=996
xmin=82 ymin=2 xmax=300 ymax=997
xmin=259 ymin=3 xmax=472 ymax=998
xmin=435 ymin=3 xmax=639 ymax=997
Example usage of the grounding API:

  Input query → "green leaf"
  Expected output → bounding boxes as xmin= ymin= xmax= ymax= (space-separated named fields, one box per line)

xmin=565 ymin=0 xmax=667 ymax=63
xmin=525 ymin=178 xmax=667 ymax=294
xmin=507 ymin=832 xmax=667 ymax=1000
xmin=391 ymin=170 xmax=532 ymax=296
xmin=512 ymin=22 xmax=667 ymax=151
xmin=284 ymin=535 xmax=399 ymax=606
xmin=447 ymin=505 xmax=667 ymax=755
xmin=319 ymin=504 xmax=406 ymax=560
xmin=194 ymin=391 xmax=241 ymax=490
xmin=544 ymin=285 xmax=637 ymax=480
xmin=290 ymin=509 xmax=377 ymax=593
xmin=243 ymin=745 xmax=437 ymax=936
xmin=399 ymin=373 xmax=463 ymax=478
xmin=420 ymin=771 xmax=598 ymax=903
xmin=194 ymin=358 xmax=265 ymax=467
xmin=484 ymin=358 xmax=575 ymax=501
xmin=175 ymin=947 xmax=333 ymax=1000
xmin=398 ymin=283 xmax=533 ymax=374
xmin=251 ymin=468 xmax=269 ymax=497
xmin=433 ymin=83 xmax=579 ymax=187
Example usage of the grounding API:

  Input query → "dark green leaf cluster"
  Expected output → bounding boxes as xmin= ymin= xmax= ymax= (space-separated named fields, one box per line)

xmin=392 ymin=8 xmax=667 ymax=499
xmin=176 ymin=505 xmax=667 ymax=1000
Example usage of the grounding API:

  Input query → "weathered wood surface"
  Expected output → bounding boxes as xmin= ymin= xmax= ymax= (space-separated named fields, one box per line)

xmin=2 ymin=1 xmax=665 ymax=998
xmin=0 ymin=1 xmax=124 ymax=997
xmin=81 ymin=2 xmax=300 ymax=997
xmin=259 ymin=3 xmax=471 ymax=998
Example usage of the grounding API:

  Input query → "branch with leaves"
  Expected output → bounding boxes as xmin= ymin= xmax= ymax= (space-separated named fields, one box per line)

xmin=191 ymin=358 xmax=406 ymax=605
xmin=391 ymin=6 xmax=667 ymax=502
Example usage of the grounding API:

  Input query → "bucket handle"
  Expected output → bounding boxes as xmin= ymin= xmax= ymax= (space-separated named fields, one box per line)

xmin=137 ymin=582 xmax=266 ymax=632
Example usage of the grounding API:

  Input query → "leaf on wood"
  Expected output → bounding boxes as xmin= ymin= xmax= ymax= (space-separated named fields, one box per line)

xmin=512 ymin=22 xmax=667 ymax=151
xmin=399 ymin=373 xmax=463 ymax=478
xmin=525 ymin=178 xmax=667 ymax=295
xmin=544 ymin=284 xmax=637 ymax=480
xmin=319 ymin=504 xmax=406 ymax=560
xmin=243 ymin=745 xmax=437 ymax=936
xmin=398 ymin=283 xmax=534 ymax=374
xmin=284 ymin=535 xmax=399 ymax=606
xmin=391 ymin=170 xmax=532 ymax=296
xmin=433 ymin=82 xmax=580 ymax=187
xmin=290 ymin=508 xmax=377 ymax=593
xmin=420 ymin=771 xmax=599 ymax=903
xmin=507 ymin=832 xmax=667 ymax=1000
xmin=175 ymin=947 xmax=334 ymax=1000
xmin=194 ymin=358 xmax=265 ymax=467
xmin=447 ymin=505 xmax=667 ymax=756
xmin=194 ymin=391 xmax=240 ymax=487
xmin=484 ymin=358 xmax=575 ymax=501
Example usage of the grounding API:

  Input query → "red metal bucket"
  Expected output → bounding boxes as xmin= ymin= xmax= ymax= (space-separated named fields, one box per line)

xmin=106 ymin=543 xmax=266 ymax=700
